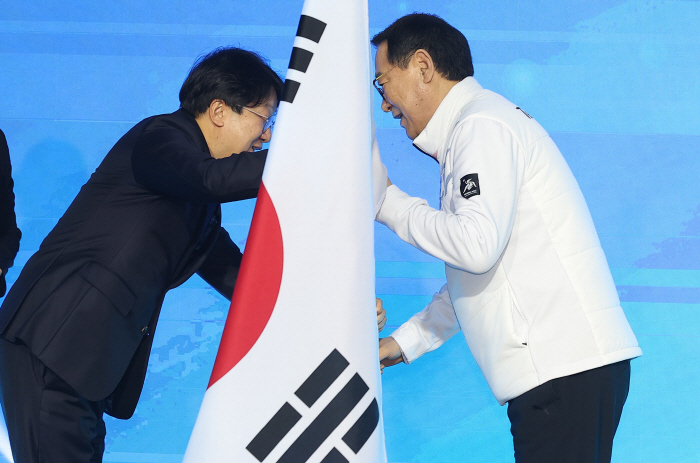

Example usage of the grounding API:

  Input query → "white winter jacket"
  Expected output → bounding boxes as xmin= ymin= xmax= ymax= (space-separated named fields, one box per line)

xmin=376 ymin=77 xmax=641 ymax=405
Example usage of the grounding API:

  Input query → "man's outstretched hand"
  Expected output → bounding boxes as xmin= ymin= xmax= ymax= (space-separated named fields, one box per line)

xmin=376 ymin=297 xmax=387 ymax=332
xmin=379 ymin=336 xmax=403 ymax=373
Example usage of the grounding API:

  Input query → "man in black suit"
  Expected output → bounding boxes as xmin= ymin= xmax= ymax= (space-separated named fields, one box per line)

xmin=0 ymin=129 xmax=21 ymax=298
xmin=0 ymin=47 xmax=282 ymax=463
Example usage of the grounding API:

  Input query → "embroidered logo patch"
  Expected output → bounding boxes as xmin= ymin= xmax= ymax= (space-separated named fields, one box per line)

xmin=460 ymin=174 xmax=480 ymax=199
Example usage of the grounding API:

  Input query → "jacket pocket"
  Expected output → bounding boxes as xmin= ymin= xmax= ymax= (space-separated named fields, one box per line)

xmin=79 ymin=261 xmax=137 ymax=317
xmin=508 ymin=285 xmax=529 ymax=346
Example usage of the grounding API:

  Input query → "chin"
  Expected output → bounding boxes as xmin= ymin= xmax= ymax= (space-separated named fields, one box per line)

xmin=399 ymin=123 xmax=416 ymax=140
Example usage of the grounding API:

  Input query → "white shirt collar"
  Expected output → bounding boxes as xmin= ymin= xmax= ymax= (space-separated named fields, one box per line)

xmin=412 ymin=76 xmax=483 ymax=163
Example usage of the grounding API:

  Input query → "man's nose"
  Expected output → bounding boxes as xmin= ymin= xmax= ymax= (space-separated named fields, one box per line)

xmin=381 ymin=98 xmax=393 ymax=113
xmin=260 ymin=127 xmax=272 ymax=143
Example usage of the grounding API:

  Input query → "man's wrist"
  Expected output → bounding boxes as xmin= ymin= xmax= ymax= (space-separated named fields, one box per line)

xmin=387 ymin=335 xmax=408 ymax=364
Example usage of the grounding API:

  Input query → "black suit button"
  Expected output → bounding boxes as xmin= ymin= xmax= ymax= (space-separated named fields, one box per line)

xmin=141 ymin=326 xmax=149 ymax=335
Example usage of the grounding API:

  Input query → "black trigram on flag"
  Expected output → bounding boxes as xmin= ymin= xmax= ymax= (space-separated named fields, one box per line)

xmin=246 ymin=349 xmax=380 ymax=462
xmin=281 ymin=15 xmax=327 ymax=104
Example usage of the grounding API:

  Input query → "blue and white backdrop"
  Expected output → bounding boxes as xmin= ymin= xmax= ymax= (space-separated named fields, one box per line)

xmin=1 ymin=1 xmax=698 ymax=462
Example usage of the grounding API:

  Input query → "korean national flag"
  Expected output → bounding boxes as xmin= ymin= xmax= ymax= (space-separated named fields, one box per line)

xmin=183 ymin=0 xmax=387 ymax=461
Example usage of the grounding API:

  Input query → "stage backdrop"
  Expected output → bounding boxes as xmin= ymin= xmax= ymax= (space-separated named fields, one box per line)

xmin=1 ymin=1 xmax=698 ymax=462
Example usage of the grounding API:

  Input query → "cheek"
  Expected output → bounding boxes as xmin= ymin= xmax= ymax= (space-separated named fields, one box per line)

xmin=393 ymin=93 xmax=415 ymax=117
xmin=224 ymin=129 xmax=247 ymax=153
xmin=231 ymin=123 xmax=258 ymax=149
xmin=402 ymin=98 xmax=424 ymax=125
xmin=245 ymin=120 xmax=263 ymax=139
xmin=385 ymin=89 xmax=402 ymax=108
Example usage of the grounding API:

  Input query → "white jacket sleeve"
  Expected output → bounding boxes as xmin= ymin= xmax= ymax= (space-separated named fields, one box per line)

xmin=376 ymin=118 xmax=523 ymax=274
xmin=390 ymin=284 xmax=460 ymax=363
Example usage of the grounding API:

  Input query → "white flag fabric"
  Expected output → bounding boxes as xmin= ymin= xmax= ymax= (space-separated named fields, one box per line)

xmin=183 ymin=0 xmax=386 ymax=462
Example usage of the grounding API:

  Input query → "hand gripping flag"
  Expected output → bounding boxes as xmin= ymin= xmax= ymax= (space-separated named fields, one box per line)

xmin=183 ymin=1 xmax=387 ymax=462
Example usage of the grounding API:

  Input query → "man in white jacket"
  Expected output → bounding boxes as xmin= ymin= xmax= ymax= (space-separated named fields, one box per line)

xmin=373 ymin=13 xmax=641 ymax=463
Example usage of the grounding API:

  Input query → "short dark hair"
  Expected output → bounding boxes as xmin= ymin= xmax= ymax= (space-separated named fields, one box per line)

xmin=371 ymin=13 xmax=474 ymax=81
xmin=179 ymin=47 xmax=283 ymax=117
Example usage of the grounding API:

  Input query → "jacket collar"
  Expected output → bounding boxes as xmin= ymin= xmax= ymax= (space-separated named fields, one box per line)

xmin=412 ymin=76 xmax=482 ymax=164
xmin=172 ymin=108 xmax=211 ymax=155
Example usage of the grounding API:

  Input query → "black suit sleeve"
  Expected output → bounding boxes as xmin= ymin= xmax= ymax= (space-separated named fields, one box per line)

xmin=131 ymin=116 xmax=267 ymax=204
xmin=196 ymin=227 xmax=243 ymax=300
xmin=0 ymin=130 xmax=21 ymax=282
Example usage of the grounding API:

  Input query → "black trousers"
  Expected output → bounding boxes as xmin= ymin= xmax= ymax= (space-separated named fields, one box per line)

xmin=507 ymin=360 xmax=631 ymax=463
xmin=0 ymin=336 xmax=108 ymax=463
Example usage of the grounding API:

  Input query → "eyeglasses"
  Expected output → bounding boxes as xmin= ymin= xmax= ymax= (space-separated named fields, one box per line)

xmin=372 ymin=64 xmax=398 ymax=100
xmin=372 ymin=53 xmax=415 ymax=100
xmin=242 ymin=106 xmax=276 ymax=132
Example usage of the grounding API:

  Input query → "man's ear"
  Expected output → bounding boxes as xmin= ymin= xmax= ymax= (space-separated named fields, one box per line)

xmin=208 ymin=99 xmax=226 ymax=128
xmin=413 ymin=49 xmax=435 ymax=83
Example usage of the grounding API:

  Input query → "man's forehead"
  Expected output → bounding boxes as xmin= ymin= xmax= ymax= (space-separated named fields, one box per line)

xmin=260 ymin=90 xmax=279 ymax=110
xmin=374 ymin=42 xmax=390 ymax=77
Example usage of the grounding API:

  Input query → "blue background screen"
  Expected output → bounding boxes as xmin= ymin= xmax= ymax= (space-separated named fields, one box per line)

xmin=1 ymin=1 xmax=698 ymax=461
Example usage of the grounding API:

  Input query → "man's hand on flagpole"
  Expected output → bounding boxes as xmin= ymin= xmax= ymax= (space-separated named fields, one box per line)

xmin=379 ymin=336 xmax=404 ymax=373
xmin=376 ymin=297 xmax=387 ymax=332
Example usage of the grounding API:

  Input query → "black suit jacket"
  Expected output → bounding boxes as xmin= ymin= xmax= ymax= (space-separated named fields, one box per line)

xmin=0 ymin=110 xmax=266 ymax=418
xmin=0 ymin=129 xmax=21 ymax=297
